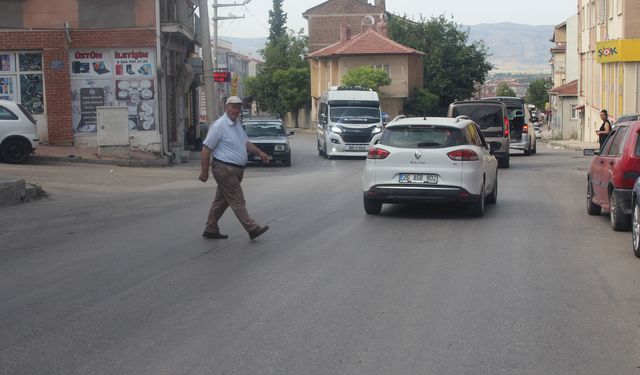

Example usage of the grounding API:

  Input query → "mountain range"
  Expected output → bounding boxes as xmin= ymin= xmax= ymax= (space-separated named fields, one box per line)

xmin=221 ymin=22 xmax=555 ymax=73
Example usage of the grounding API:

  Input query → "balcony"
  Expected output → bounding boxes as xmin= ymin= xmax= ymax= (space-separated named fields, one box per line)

xmin=160 ymin=0 xmax=201 ymax=45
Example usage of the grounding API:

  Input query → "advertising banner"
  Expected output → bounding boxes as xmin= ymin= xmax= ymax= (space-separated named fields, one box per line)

xmin=70 ymin=50 xmax=113 ymax=78
xmin=114 ymin=50 xmax=155 ymax=78
xmin=71 ymin=79 xmax=115 ymax=132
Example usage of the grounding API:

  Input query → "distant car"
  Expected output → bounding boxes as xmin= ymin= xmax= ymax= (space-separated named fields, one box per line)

xmin=614 ymin=114 xmax=639 ymax=126
xmin=242 ymin=117 xmax=293 ymax=167
xmin=362 ymin=116 xmax=499 ymax=217
xmin=482 ymin=97 xmax=537 ymax=156
xmin=584 ymin=120 xmax=640 ymax=230
xmin=449 ymin=100 xmax=511 ymax=168
xmin=0 ymin=99 xmax=39 ymax=164
xmin=631 ymin=177 xmax=640 ymax=257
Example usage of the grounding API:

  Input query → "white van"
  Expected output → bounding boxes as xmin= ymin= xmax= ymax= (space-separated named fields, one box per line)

xmin=316 ymin=87 xmax=383 ymax=158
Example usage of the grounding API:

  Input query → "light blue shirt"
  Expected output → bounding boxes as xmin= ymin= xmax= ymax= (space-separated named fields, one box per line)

xmin=203 ymin=113 xmax=249 ymax=166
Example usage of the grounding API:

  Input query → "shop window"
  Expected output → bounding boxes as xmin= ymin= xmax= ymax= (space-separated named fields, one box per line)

xmin=0 ymin=51 xmax=44 ymax=115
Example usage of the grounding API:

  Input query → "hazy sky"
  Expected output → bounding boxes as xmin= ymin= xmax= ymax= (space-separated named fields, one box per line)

xmin=212 ymin=0 xmax=577 ymax=38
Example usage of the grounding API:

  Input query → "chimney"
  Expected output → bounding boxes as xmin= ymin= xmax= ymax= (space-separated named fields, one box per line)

xmin=339 ymin=25 xmax=352 ymax=42
xmin=375 ymin=0 xmax=386 ymax=10
xmin=376 ymin=15 xmax=387 ymax=37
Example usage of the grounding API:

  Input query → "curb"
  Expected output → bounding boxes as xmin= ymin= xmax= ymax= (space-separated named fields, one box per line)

xmin=544 ymin=140 xmax=599 ymax=152
xmin=32 ymin=155 xmax=171 ymax=168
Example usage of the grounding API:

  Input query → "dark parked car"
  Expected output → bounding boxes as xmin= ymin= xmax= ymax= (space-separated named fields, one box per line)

xmin=449 ymin=100 xmax=511 ymax=168
xmin=631 ymin=176 xmax=640 ymax=257
xmin=242 ymin=117 xmax=293 ymax=167
xmin=614 ymin=114 xmax=639 ymax=126
xmin=584 ymin=120 xmax=640 ymax=230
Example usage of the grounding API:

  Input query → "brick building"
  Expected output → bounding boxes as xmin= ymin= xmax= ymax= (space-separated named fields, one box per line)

xmin=0 ymin=0 xmax=201 ymax=159
xmin=303 ymin=0 xmax=387 ymax=53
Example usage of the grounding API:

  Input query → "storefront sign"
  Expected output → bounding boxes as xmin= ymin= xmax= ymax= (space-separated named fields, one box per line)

xmin=70 ymin=48 xmax=156 ymax=133
xmin=596 ymin=39 xmax=640 ymax=63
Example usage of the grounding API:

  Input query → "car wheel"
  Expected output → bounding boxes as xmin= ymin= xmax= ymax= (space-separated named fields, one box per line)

xmin=610 ymin=192 xmax=631 ymax=231
xmin=469 ymin=183 xmax=485 ymax=217
xmin=523 ymin=147 xmax=532 ymax=156
xmin=363 ymin=197 xmax=382 ymax=215
xmin=283 ymin=156 xmax=292 ymax=167
xmin=586 ymin=180 xmax=601 ymax=215
xmin=318 ymin=142 xmax=327 ymax=158
xmin=632 ymin=201 xmax=640 ymax=258
xmin=498 ymin=155 xmax=510 ymax=169
xmin=1 ymin=138 xmax=30 ymax=164
xmin=486 ymin=174 xmax=498 ymax=204
xmin=531 ymin=142 xmax=537 ymax=155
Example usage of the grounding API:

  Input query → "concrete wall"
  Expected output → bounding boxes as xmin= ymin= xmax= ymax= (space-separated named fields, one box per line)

xmin=566 ymin=15 xmax=579 ymax=82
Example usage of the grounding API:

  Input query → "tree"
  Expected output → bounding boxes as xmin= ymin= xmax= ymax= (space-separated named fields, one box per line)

xmin=404 ymin=88 xmax=439 ymax=116
xmin=495 ymin=82 xmax=516 ymax=97
xmin=526 ymin=79 xmax=551 ymax=111
xmin=388 ymin=14 xmax=493 ymax=115
xmin=247 ymin=1 xmax=310 ymax=121
xmin=341 ymin=66 xmax=392 ymax=91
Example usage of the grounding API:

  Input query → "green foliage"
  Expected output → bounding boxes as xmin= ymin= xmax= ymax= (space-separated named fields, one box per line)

xmin=341 ymin=66 xmax=392 ymax=91
xmin=495 ymin=82 xmax=517 ymax=97
xmin=268 ymin=0 xmax=287 ymax=45
xmin=248 ymin=5 xmax=310 ymax=119
xmin=526 ymin=79 xmax=551 ymax=110
xmin=404 ymin=88 xmax=439 ymax=116
xmin=388 ymin=14 xmax=493 ymax=116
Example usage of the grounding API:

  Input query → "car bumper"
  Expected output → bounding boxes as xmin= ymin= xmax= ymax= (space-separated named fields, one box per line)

xmin=250 ymin=150 xmax=290 ymax=162
xmin=510 ymin=141 xmax=528 ymax=151
xmin=364 ymin=184 xmax=481 ymax=203
xmin=613 ymin=188 xmax=633 ymax=215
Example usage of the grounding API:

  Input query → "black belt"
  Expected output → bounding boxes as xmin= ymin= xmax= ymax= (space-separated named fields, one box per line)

xmin=213 ymin=158 xmax=246 ymax=169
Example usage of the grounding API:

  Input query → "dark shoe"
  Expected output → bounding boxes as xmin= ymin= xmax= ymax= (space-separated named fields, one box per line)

xmin=249 ymin=225 xmax=269 ymax=240
xmin=202 ymin=231 xmax=229 ymax=239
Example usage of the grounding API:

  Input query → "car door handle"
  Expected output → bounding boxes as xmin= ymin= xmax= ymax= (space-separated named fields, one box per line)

xmin=599 ymin=160 xmax=605 ymax=164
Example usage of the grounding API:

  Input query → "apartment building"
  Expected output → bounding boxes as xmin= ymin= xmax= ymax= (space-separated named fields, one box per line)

xmin=550 ymin=15 xmax=580 ymax=139
xmin=578 ymin=0 xmax=640 ymax=142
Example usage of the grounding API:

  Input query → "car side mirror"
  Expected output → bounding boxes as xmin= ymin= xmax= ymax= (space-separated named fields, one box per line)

xmin=583 ymin=149 xmax=600 ymax=156
xmin=287 ymin=130 xmax=295 ymax=136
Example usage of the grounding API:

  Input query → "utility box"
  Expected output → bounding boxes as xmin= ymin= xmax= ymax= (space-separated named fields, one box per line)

xmin=97 ymin=107 xmax=129 ymax=158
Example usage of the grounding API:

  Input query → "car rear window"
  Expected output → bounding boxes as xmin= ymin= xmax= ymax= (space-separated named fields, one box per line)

xmin=243 ymin=121 xmax=285 ymax=137
xmin=381 ymin=125 xmax=463 ymax=148
xmin=17 ymin=103 xmax=37 ymax=124
xmin=451 ymin=105 xmax=503 ymax=134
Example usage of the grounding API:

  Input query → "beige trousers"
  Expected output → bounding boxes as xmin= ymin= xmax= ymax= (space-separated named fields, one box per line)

xmin=206 ymin=161 xmax=260 ymax=234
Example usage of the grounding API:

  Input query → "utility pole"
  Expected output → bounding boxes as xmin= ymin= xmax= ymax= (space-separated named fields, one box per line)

xmin=211 ymin=0 xmax=251 ymax=115
xmin=199 ymin=0 xmax=215 ymax=124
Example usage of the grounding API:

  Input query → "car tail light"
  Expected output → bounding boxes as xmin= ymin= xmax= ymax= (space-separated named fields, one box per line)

xmin=504 ymin=116 xmax=510 ymax=137
xmin=523 ymin=124 xmax=529 ymax=132
xmin=447 ymin=149 xmax=479 ymax=161
xmin=367 ymin=147 xmax=390 ymax=159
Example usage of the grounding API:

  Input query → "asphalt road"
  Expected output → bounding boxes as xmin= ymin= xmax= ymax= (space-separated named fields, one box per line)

xmin=1 ymin=134 xmax=639 ymax=374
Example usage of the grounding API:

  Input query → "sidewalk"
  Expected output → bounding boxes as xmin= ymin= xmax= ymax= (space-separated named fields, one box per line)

xmin=545 ymin=139 xmax=599 ymax=152
xmin=33 ymin=144 xmax=170 ymax=167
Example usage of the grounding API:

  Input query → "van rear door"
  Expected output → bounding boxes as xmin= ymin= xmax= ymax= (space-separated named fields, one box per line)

xmin=450 ymin=103 xmax=504 ymax=138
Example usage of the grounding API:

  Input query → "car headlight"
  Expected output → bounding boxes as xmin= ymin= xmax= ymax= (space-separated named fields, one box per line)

xmin=274 ymin=144 xmax=286 ymax=151
xmin=372 ymin=126 xmax=382 ymax=134
xmin=330 ymin=126 xmax=343 ymax=134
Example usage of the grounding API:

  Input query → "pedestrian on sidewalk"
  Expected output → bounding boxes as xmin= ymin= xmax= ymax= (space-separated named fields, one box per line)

xmin=198 ymin=96 xmax=271 ymax=240
xmin=596 ymin=109 xmax=612 ymax=148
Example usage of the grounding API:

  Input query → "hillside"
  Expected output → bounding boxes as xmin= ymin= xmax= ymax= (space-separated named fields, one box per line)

xmin=466 ymin=22 xmax=554 ymax=73
xmin=221 ymin=22 xmax=554 ymax=73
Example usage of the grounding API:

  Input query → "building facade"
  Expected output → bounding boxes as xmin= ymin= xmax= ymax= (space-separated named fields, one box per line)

xmin=578 ymin=0 xmax=640 ymax=142
xmin=307 ymin=27 xmax=424 ymax=122
xmin=304 ymin=0 xmax=386 ymax=53
xmin=550 ymin=15 xmax=580 ymax=139
xmin=0 ymin=0 xmax=201 ymax=160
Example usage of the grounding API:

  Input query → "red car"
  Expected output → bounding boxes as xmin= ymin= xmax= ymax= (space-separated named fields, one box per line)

xmin=585 ymin=120 xmax=640 ymax=230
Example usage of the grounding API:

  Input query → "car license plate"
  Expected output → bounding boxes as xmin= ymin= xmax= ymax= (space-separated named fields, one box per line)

xmin=399 ymin=173 xmax=438 ymax=184
xmin=347 ymin=144 xmax=368 ymax=151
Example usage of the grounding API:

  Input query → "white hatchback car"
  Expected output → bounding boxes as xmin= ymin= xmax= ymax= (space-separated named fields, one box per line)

xmin=0 ymin=99 xmax=38 ymax=164
xmin=362 ymin=116 xmax=499 ymax=217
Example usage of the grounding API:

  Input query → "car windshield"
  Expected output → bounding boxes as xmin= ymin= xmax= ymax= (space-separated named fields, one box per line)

xmin=381 ymin=125 xmax=463 ymax=148
xmin=330 ymin=107 xmax=380 ymax=124
xmin=243 ymin=121 xmax=285 ymax=137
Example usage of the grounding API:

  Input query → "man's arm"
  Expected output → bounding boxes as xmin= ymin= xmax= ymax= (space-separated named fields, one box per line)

xmin=199 ymin=146 xmax=211 ymax=182
xmin=247 ymin=142 xmax=271 ymax=163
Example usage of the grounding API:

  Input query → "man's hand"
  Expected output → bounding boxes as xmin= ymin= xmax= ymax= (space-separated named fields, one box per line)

xmin=260 ymin=152 xmax=272 ymax=163
xmin=199 ymin=170 xmax=209 ymax=182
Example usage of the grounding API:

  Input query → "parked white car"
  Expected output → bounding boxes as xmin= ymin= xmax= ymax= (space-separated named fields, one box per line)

xmin=362 ymin=116 xmax=499 ymax=217
xmin=0 ymin=99 xmax=38 ymax=164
